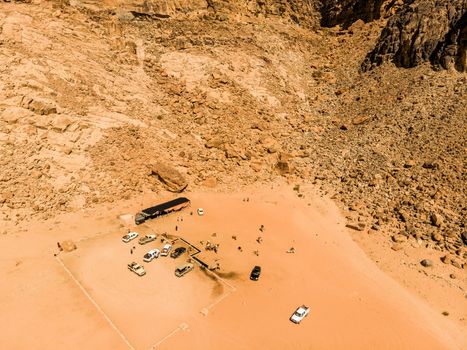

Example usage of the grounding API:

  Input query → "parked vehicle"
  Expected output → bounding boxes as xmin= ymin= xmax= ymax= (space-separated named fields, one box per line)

xmin=290 ymin=305 xmax=310 ymax=324
xmin=122 ymin=231 xmax=138 ymax=243
xmin=170 ymin=247 xmax=186 ymax=259
xmin=161 ymin=243 xmax=172 ymax=257
xmin=143 ymin=249 xmax=160 ymax=262
xmin=138 ymin=234 xmax=157 ymax=245
xmin=127 ymin=262 xmax=146 ymax=276
xmin=135 ymin=197 xmax=191 ymax=225
xmin=250 ymin=265 xmax=261 ymax=281
xmin=197 ymin=208 xmax=204 ymax=216
xmin=175 ymin=263 xmax=194 ymax=277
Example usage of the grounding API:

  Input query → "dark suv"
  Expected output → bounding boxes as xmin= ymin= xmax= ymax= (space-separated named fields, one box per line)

xmin=170 ymin=247 xmax=186 ymax=259
xmin=250 ymin=266 xmax=261 ymax=281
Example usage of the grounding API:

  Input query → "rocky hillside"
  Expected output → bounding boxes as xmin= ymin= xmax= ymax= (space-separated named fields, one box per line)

xmin=0 ymin=0 xmax=465 ymax=267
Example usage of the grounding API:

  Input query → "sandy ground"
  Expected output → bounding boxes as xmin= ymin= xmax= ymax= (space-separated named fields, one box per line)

xmin=0 ymin=184 xmax=465 ymax=350
xmin=351 ymin=228 xmax=467 ymax=327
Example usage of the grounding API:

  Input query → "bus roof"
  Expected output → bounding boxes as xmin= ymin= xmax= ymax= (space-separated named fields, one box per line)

xmin=141 ymin=197 xmax=190 ymax=215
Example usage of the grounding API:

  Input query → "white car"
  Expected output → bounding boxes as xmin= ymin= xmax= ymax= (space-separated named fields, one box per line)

xmin=197 ymin=208 xmax=204 ymax=216
xmin=160 ymin=243 xmax=172 ymax=256
xmin=143 ymin=249 xmax=160 ymax=262
xmin=122 ymin=231 xmax=138 ymax=243
xmin=290 ymin=305 xmax=310 ymax=324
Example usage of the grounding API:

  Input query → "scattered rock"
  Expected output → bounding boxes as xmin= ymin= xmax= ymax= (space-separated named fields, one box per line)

xmin=391 ymin=243 xmax=404 ymax=251
xmin=224 ymin=144 xmax=241 ymax=159
xmin=404 ymin=159 xmax=416 ymax=168
xmin=423 ymin=161 xmax=439 ymax=170
xmin=339 ymin=124 xmax=349 ymax=131
xmin=205 ymin=137 xmax=224 ymax=149
xmin=441 ymin=311 xmax=449 ymax=316
xmin=420 ymin=259 xmax=433 ymax=267
xmin=430 ymin=212 xmax=444 ymax=227
xmin=431 ymin=232 xmax=443 ymax=242
xmin=441 ymin=254 xmax=452 ymax=264
xmin=352 ymin=115 xmax=371 ymax=125
xmin=450 ymin=258 xmax=463 ymax=269
xmin=461 ymin=232 xmax=467 ymax=245
xmin=250 ymin=159 xmax=263 ymax=172
xmin=201 ymin=176 xmax=218 ymax=188
xmin=275 ymin=153 xmax=293 ymax=175
xmin=392 ymin=234 xmax=407 ymax=243
xmin=60 ymin=240 xmax=77 ymax=252
xmin=51 ymin=115 xmax=74 ymax=132
xmin=398 ymin=209 xmax=410 ymax=223
xmin=116 ymin=10 xmax=135 ymax=22
xmin=21 ymin=96 xmax=57 ymax=115
xmin=346 ymin=222 xmax=366 ymax=231
xmin=260 ymin=136 xmax=279 ymax=153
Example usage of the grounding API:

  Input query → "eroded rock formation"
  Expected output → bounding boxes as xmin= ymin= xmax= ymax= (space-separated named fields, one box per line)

xmin=362 ymin=0 xmax=466 ymax=71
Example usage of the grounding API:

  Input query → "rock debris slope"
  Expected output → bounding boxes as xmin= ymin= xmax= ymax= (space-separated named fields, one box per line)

xmin=0 ymin=0 xmax=465 ymax=267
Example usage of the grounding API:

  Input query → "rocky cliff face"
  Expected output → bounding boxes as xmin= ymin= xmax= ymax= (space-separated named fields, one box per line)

xmin=320 ymin=0 xmax=406 ymax=27
xmin=319 ymin=0 xmax=466 ymax=72
xmin=362 ymin=0 xmax=466 ymax=72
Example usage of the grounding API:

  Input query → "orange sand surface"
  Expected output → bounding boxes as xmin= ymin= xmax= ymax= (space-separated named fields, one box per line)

xmin=0 ymin=184 xmax=465 ymax=350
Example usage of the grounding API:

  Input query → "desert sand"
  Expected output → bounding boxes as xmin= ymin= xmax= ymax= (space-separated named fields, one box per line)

xmin=1 ymin=2 xmax=466 ymax=350
xmin=1 ymin=184 xmax=465 ymax=350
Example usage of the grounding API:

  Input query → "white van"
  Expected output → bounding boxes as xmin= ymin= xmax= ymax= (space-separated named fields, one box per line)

xmin=161 ymin=243 xmax=172 ymax=257
xmin=143 ymin=249 xmax=160 ymax=262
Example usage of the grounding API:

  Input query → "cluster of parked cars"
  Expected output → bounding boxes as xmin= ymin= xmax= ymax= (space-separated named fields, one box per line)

xmin=123 ymin=231 xmax=309 ymax=324
xmin=122 ymin=231 xmax=192 ymax=277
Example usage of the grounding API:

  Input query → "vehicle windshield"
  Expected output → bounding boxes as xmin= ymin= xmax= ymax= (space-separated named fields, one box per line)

xmin=295 ymin=310 xmax=304 ymax=317
xmin=144 ymin=254 xmax=150 ymax=258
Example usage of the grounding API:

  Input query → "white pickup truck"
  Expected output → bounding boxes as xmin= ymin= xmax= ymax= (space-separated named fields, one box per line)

xmin=128 ymin=262 xmax=146 ymax=276
xmin=138 ymin=234 xmax=157 ymax=245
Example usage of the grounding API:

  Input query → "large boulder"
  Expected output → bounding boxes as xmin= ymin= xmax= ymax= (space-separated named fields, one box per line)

xmin=150 ymin=162 xmax=188 ymax=192
xmin=362 ymin=0 xmax=466 ymax=72
xmin=0 ymin=107 xmax=34 ymax=124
